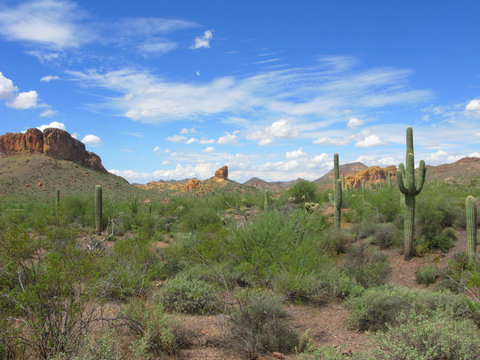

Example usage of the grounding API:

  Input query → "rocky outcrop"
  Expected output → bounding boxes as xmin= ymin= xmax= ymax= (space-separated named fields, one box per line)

xmin=345 ymin=165 xmax=397 ymax=188
xmin=0 ymin=128 xmax=107 ymax=173
xmin=183 ymin=178 xmax=201 ymax=191
xmin=215 ymin=165 xmax=228 ymax=180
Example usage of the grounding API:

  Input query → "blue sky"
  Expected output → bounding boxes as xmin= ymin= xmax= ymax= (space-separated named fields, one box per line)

xmin=1 ymin=0 xmax=480 ymax=183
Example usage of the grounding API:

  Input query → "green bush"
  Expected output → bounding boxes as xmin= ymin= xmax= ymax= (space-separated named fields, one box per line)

xmin=161 ymin=274 xmax=220 ymax=314
xmin=374 ymin=313 xmax=480 ymax=360
xmin=122 ymin=299 xmax=189 ymax=357
xmin=344 ymin=245 xmax=390 ymax=288
xmin=226 ymin=289 xmax=298 ymax=358
xmin=372 ymin=223 xmax=399 ymax=249
xmin=346 ymin=286 xmax=475 ymax=332
xmin=286 ymin=180 xmax=319 ymax=203
xmin=415 ymin=265 xmax=439 ymax=285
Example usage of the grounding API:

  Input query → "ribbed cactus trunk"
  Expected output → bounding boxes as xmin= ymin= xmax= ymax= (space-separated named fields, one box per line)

xmin=264 ymin=189 xmax=269 ymax=211
xmin=148 ymin=203 xmax=152 ymax=216
xmin=334 ymin=179 xmax=342 ymax=230
xmin=55 ymin=189 xmax=60 ymax=213
xmin=466 ymin=196 xmax=477 ymax=264
xmin=397 ymin=127 xmax=426 ymax=260
xmin=95 ymin=185 xmax=102 ymax=234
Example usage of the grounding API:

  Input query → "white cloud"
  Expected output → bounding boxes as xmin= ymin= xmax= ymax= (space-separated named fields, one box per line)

xmin=286 ymin=148 xmax=306 ymax=159
xmin=218 ymin=131 xmax=238 ymax=144
xmin=199 ymin=138 xmax=215 ymax=144
xmin=202 ymin=147 xmax=215 ymax=153
xmin=7 ymin=90 xmax=39 ymax=109
xmin=153 ymin=146 xmax=161 ymax=153
xmin=355 ymin=134 xmax=386 ymax=148
xmin=196 ymin=71 xmax=201 ymax=76
xmin=71 ymin=132 xmax=78 ymax=139
xmin=424 ymin=150 xmax=463 ymax=165
xmin=40 ymin=75 xmax=60 ymax=82
xmin=347 ymin=117 xmax=364 ymax=129
xmin=192 ymin=30 xmax=213 ymax=49
xmin=82 ymin=134 xmax=102 ymax=147
xmin=466 ymin=99 xmax=480 ymax=115
xmin=40 ymin=109 xmax=57 ymax=117
xmin=0 ymin=0 xmax=90 ymax=49
xmin=36 ymin=121 xmax=66 ymax=132
xmin=247 ymin=119 xmax=299 ymax=145
xmin=67 ymin=57 xmax=432 ymax=124
xmin=313 ymin=136 xmax=352 ymax=145
xmin=0 ymin=72 xmax=17 ymax=99
xmin=180 ymin=128 xmax=189 ymax=134
xmin=185 ymin=137 xmax=197 ymax=144
xmin=167 ymin=135 xmax=187 ymax=143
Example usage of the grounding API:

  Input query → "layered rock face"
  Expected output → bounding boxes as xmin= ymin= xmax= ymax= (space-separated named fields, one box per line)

xmin=345 ymin=165 xmax=397 ymax=188
xmin=0 ymin=128 xmax=107 ymax=173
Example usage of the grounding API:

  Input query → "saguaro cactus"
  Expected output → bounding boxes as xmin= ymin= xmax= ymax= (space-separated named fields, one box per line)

xmin=387 ymin=171 xmax=392 ymax=186
xmin=329 ymin=153 xmax=342 ymax=230
xmin=397 ymin=127 xmax=426 ymax=260
xmin=95 ymin=185 xmax=103 ymax=233
xmin=466 ymin=196 xmax=477 ymax=264
xmin=264 ymin=189 xmax=270 ymax=211
xmin=55 ymin=189 xmax=60 ymax=212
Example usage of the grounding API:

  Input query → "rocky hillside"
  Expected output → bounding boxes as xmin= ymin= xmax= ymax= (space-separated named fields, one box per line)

xmin=243 ymin=177 xmax=302 ymax=191
xmin=314 ymin=162 xmax=368 ymax=186
xmin=427 ymin=157 xmax=480 ymax=184
xmin=0 ymin=128 xmax=106 ymax=173
xmin=136 ymin=166 xmax=258 ymax=195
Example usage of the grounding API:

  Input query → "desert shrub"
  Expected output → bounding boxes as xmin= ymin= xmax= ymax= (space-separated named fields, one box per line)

xmin=374 ymin=313 xmax=480 ymax=360
xmin=349 ymin=187 xmax=400 ymax=223
xmin=346 ymin=286 xmax=476 ymax=332
xmin=97 ymin=237 xmax=163 ymax=300
xmin=226 ymin=289 xmax=298 ymax=358
xmin=372 ymin=223 xmax=399 ymax=249
xmin=323 ymin=228 xmax=351 ymax=254
xmin=415 ymin=265 xmax=439 ymax=285
xmin=273 ymin=267 xmax=363 ymax=305
xmin=344 ymin=245 xmax=390 ymax=288
xmin=181 ymin=205 xmax=221 ymax=232
xmin=350 ymin=221 xmax=377 ymax=240
xmin=286 ymin=180 xmax=318 ymax=203
xmin=415 ymin=191 xmax=460 ymax=251
xmin=300 ymin=344 xmax=374 ymax=359
xmin=161 ymin=274 xmax=220 ymax=314
xmin=121 ymin=299 xmax=189 ymax=357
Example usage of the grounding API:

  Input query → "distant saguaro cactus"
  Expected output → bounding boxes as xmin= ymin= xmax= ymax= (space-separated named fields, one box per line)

xmin=387 ymin=171 xmax=392 ymax=186
xmin=55 ymin=189 xmax=60 ymax=212
xmin=264 ymin=189 xmax=270 ymax=211
xmin=95 ymin=185 xmax=103 ymax=233
xmin=397 ymin=127 xmax=426 ymax=260
xmin=329 ymin=153 xmax=342 ymax=230
xmin=466 ymin=196 xmax=477 ymax=264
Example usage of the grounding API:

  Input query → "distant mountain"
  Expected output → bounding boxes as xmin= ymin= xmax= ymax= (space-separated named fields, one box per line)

xmin=314 ymin=162 xmax=368 ymax=186
xmin=243 ymin=177 xmax=303 ymax=191
xmin=427 ymin=157 xmax=480 ymax=184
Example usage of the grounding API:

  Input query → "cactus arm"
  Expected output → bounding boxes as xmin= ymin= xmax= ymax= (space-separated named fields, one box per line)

xmin=406 ymin=127 xmax=413 ymax=158
xmin=397 ymin=163 xmax=408 ymax=195
xmin=415 ymin=160 xmax=426 ymax=195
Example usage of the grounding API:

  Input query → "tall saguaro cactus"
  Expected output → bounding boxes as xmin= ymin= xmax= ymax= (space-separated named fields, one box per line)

xmin=329 ymin=153 xmax=342 ymax=230
xmin=397 ymin=127 xmax=426 ymax=260
xmin=264 ymin=189 xmax=270 ymax=211
xmin=95 ymin=185 xmax=103 ymax=234
xmin=466 ymin=196 xmax=477 ymax=264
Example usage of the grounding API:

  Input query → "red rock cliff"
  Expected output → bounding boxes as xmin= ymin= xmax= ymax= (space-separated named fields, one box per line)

xmin=0 ymin=128 xmax=107 ymax=173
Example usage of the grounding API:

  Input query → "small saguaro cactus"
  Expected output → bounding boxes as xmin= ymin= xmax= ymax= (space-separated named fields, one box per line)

xmin=95 ymin=185 xmax=103 ymax=234
xmin=387 ymin=171 xmax=392 ymax=186
xmin=329 ymin=153 xmax=343 ymax=230
xmin=397 ymin=127 xmax=426 ymax=260
xmin=264 ymin=189 xmax=270 ymax=211
xmin=55 ymin=189 xmax=60 ymax=212
xmin=342 ymin=173 xmax=345 ymax=191
xmin=466 ymin=196 xmax=477 ymax=264
xmin=132 ymin=196 xmax=138 ymax=215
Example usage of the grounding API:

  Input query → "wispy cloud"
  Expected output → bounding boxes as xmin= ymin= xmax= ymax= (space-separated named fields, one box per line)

xmin=66 ymin=56 xmax=432 ymax=130
xmin=40 ymin=75 xmax=60 ymax=82
xmin=0 ymin=0 xmax=91 ymax=49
